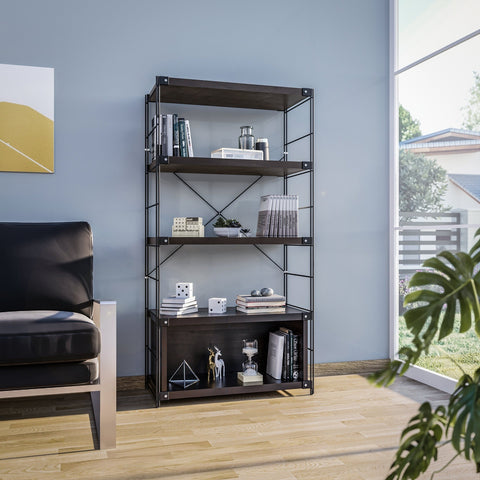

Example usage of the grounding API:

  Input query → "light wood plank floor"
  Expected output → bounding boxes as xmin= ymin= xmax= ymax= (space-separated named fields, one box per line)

xmin=0 ymin=375 xmax=478 ymax=480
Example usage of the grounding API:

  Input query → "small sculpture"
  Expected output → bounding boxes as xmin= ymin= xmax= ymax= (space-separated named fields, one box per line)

xmin=250 ymin=288 xmax=274 ymax=297
xmin=207 ymin=347 xmax=216 ymax=383
xmin=214 ymin=345 xmax=225 ymax=379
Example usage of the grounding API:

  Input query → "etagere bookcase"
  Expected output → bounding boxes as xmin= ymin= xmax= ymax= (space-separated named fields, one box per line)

xmin=145 ymin=76 xmax=314 ymax=406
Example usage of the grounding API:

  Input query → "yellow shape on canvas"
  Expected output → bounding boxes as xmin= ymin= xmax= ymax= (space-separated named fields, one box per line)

xmin=0 ymin=101 xmax=54 ymax=173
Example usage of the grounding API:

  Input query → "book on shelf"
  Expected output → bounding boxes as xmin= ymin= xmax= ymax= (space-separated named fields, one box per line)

xmin=173 ymin=114 xmax=180 ymax=156
xmin=185 ymin=119 xmax=194 ymax=157
xmin=159 ymin=306 xmax=199 ymax=316
xmin=278 ymin=327 xmax=301 ymax=381
xmin=236 ymin=294 xmax=286 ymax=304
xmin=256 ymin=194 xmax=299 ymax=237
xmin=178 ymin=118 xmax=187 ymax=157
xmin=235 ymin=295 xmax=286 ymax=308
xmin=162 ymin=295 xmax=196 ymax=304
xmin=236 ymin=305 xmax=286 ymax=314
xmin=266 ymin=331 xmax=285 ymax=380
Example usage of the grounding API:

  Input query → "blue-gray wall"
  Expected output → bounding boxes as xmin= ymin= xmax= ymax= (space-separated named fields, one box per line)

xmin=0 ymin=0 xmax=389 ymax=376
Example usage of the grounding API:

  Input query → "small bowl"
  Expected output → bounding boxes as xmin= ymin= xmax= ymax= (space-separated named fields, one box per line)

xmin=213 ymin=227 xmax=241 ymax=238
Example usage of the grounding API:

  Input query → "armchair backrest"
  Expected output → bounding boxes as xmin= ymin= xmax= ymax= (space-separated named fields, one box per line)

xmin=0 ymin=222 xmax=93 ymax=317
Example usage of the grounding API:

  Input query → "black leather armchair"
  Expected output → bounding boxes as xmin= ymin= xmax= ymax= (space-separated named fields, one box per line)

xmin=0 ymin=222 xmax=116 ymax=449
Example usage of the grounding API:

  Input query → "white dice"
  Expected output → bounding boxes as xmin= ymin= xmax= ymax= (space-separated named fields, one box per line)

xmin=208 ymin=297 xmax=227 ymax=314
xmin=176 ymin=282 xmax=193 ymax=298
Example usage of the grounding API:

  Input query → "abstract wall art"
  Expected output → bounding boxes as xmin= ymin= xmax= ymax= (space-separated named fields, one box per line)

xmin=0 ymin=63 xmax=54 ymax=173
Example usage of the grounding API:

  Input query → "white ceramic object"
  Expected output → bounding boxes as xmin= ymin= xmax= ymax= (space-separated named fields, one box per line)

xmin=213 ymin=227 xmax=241 ymax=238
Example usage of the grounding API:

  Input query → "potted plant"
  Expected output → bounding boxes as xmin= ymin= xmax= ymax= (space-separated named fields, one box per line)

xmin=213 ymin=217 xmax=242 ymax=238
xmin=370 ymin=228 xmax=480 ymax=479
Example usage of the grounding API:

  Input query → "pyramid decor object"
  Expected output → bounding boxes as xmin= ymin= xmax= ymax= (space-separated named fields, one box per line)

xmin=169 ymin=360 xmax=200 ymax=389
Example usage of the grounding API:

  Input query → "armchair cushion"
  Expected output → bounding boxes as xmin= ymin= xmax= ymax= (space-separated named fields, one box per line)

xmin=0 ymin=222 xmax=93 ymax=317
xmin=0 ymin=310 xmax=100 ymax=366
xmin=0 ymin=359 xmax=99 ymax=390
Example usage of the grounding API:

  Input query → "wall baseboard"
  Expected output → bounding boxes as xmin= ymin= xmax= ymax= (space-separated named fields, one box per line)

xmin=117 ymin=360 xmax=390 ymax=390
xmin=314 ymin=359 xmax=390 ymax=377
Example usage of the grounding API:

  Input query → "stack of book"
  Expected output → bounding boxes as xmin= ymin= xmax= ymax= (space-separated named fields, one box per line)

xmin=153 ymin=114 xmax=194 ymax=158
xmin=159 ymin=296 xmax=198 ymax=316
xmin=266 ymin=327 xmax=301 ymax=381
xmin=235 ymin=294 xmax=286 ymax=314
xmin=256 ymin=194 xmax=299 ymax=237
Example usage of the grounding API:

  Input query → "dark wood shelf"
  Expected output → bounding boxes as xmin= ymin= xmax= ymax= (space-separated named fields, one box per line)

xmin=163 ymin=372 xmax=304 ymax=400
xmin=150 ymin=307 xmax=310 ymax=326
xmin=149 ymin=77 xmax=311 ymax=111
xmin=149 ymin=156 xmax=311 ymax=176
xmin=148 ymin=236 xmax=311 ymax=246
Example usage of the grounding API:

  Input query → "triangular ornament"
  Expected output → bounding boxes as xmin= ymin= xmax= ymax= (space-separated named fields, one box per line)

xmin=169 ymin=360 xmax=199 ymax=389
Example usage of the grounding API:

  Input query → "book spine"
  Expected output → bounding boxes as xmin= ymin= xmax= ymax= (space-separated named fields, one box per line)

xmin=161 ymin=114 xmax=167 ymax=157
xmin=256 ymin=195 xmax=273 ymax=237
xmin=185 ymin=119 xmax=194 ymax=157
xmin=166 ymin=114 xmax=173 ymax=157
xmin=292 ymin=334 xmax=300 ymax=381
xmin=173 ymin=114 xmax=180 ymax=156
xmin=178 ymin=118 xmax=187 ymax=157
xmin=294 ymin=195 xmax=299 ymax=237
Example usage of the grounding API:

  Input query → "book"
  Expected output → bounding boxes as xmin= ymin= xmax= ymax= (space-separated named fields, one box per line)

xmin=236 ymin=305 xmax=286 ymax=314
xmin=279 ymin=327 xmax=294 ymax=381
xmin=160 ymin=114 xmax=168 ymax=157
xmin=236 ymin=294 xmax=286 ymax=303
xmin=173 ymin=114 xmax=180 ymax=156
xmin=256 ymin=195 xmax=274 ymax=236
xmin=185 ymin=119 xmax=194 ymax=157
xmin=178 ymin=118 xmax=187 ymax=157
xmin=269 ymin=195 xmax=279 ymax=237
xmin=159 ymin=306 xmax=199 ymax=316
xmin=236 ymin=300 xmax=285 ymax=308
xmin=291 ymin=334 xmax=300 ymax=381
xmin=162 ymin=295 xmax=196 ymax=304
xmin=166 ymin=114 xmax=173 ymax=157
xmin=266 ymin=331 xmax=285 ymax=380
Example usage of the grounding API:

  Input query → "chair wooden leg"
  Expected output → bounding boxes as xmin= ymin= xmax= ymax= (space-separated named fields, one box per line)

xmin=92 ymin=301 xmax=117 ymax=449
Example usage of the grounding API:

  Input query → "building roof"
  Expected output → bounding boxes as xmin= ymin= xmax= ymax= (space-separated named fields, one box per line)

xmin=449 ymin=174 xmax=480 ymax=203
xmin=400 ymin=128 xmax=480 ymax=155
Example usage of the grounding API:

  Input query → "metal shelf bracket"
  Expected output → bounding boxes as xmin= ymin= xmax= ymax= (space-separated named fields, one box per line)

xmin=157 ymin=76 xmax=169 ymax=86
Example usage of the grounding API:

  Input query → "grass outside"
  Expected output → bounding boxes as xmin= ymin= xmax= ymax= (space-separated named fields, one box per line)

xmin=398 ymin=315 xmax=480 ymax=380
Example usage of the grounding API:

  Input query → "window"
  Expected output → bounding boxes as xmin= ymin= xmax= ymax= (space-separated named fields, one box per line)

xmin=392 ymin=0 xmax=480 ymax=391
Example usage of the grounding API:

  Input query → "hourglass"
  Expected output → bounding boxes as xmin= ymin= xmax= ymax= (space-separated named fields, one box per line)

xmin=237 ymin=339 xmax=263 ymax=385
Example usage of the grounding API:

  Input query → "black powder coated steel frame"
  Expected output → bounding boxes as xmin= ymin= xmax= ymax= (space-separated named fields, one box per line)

xmin=144 ymin=77 xmax=314 ymax=406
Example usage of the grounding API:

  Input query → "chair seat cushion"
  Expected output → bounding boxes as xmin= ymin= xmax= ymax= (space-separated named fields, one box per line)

xmin=0 ymin=359 xmax=99 ymax=389
xmin=0 ymin=310 xmax=101 ymax=366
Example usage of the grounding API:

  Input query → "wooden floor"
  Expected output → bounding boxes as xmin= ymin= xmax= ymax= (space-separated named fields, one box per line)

xmin=0 ymin=375 xmax=478 ymax=480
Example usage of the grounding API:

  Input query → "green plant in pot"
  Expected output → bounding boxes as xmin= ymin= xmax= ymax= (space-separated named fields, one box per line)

xmin=370 ymin=228 xmax=480 ymax=479
xmin=213 ymin=217 xmax=242 ymax=238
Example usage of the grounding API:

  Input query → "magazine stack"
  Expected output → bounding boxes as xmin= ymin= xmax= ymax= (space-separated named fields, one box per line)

xmin=235 ymin=293 xmax=286 ymax=314
xmin=256 ymin=194 xmax=299 ymax=237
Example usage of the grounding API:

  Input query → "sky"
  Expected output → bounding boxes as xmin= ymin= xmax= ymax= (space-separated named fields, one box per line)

xmin=0 ymin=64 xmax=54 ymax=120
xmin=398 ymin=0 xmax=480 ymax=134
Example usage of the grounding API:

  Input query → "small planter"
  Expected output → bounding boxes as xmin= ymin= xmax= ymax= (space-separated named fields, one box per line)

xmin=213 ymin=227 xmax=241 ymax=238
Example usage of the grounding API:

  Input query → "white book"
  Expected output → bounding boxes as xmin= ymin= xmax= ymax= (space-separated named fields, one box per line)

xmin=159 ymin=306 xmax=198 ymax=316
xmin=161 ymin=302 xmax=198 ymax=309
xmin=162 ymin=295 xmax=196 ymax=304
xmin=185 ymin=119 xmax=194 ymax=157
xmin=293 ymin=194 xmax=299 ymax=236
xmin=166 ymin=114 xmax=173 ymax=157
xmin=269 ymin=195 xmax=278 ymax=237
xmin=266 ymin=331 xmax=285 ymax=380
xmin=256 ymin=195 xmax=273 ymax=237
xmin=236 ymin=305 xmax=286 ymax=314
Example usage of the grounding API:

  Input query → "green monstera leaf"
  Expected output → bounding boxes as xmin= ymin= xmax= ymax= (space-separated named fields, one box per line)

xmin=386 ymin=403 xmax=446 ymax=480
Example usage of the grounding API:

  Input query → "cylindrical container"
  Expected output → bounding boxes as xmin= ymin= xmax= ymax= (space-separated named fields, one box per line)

xmin=255 ymin=138 xmax=269 ymax=160
xmin=239 ymin=126 xmax=255 ymax=150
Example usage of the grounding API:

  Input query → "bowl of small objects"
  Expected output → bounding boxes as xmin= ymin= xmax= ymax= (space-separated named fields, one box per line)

xmin=213 ymin=217 xmax=242 ymax=237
